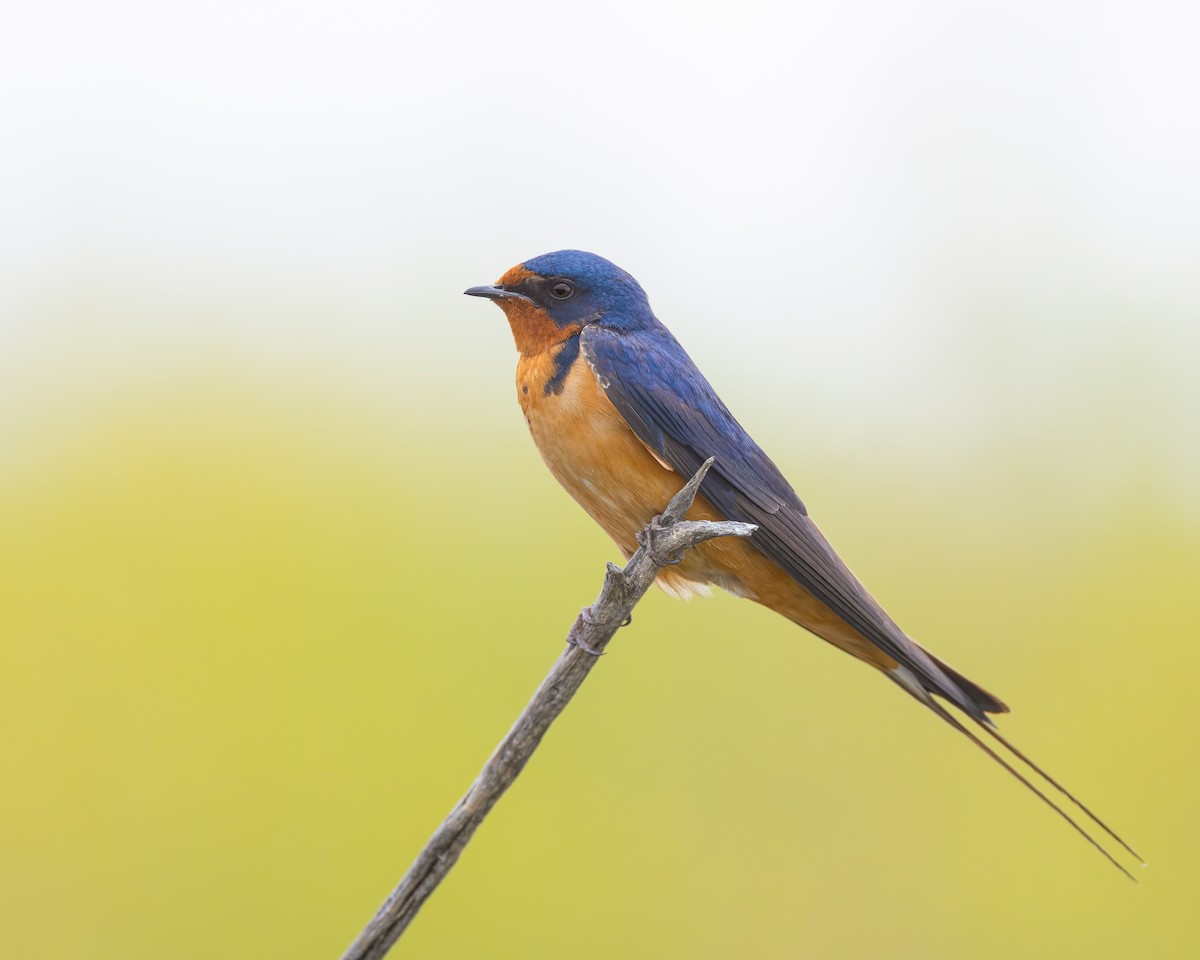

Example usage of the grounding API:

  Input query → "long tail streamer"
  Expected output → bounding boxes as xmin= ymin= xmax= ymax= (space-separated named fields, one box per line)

xmin=900 ymin=687 xmax=1142 ymax=881
xmin=975 ymin=720 xmax=1145 ymax=865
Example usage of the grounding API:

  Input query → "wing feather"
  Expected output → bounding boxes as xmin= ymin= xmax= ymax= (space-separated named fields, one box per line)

xmin=580 ymin=323 xmax=990 ymax=721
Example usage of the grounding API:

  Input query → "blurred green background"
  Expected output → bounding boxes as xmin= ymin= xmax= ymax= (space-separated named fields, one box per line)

xmin=3 ymin=2 xmax=1199 ymax=958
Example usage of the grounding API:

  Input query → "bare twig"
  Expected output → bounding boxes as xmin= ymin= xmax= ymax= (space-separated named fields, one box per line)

xmin=339 ymin=458 xmax=756 ymax=960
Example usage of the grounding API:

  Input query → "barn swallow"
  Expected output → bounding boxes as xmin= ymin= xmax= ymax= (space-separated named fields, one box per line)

xmin=465 ymin=249 xmax=1141 ymax=878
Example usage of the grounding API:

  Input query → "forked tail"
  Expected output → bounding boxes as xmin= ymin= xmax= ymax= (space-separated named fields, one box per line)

xmin=888 ymin=671 xmax=1143 ymax=881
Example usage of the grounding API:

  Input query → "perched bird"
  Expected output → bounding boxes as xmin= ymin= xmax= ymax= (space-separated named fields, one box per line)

xmin=465 ymin=249 xmax=1140 ymax=877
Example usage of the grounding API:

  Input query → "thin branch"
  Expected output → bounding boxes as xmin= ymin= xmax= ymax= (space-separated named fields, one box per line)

xmin=339 ymin=458 xmax=756 ymax=960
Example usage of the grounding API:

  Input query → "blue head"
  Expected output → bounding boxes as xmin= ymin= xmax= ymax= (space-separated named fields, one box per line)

xmin=464 ymin=250 xmax=655 ymax=338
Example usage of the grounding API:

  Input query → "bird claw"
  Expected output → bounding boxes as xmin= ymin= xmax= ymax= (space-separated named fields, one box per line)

xmin=636 ymin=517 xmax=683 ymax=567
xmin=571 ymin=636 xmax=606 ymax=657
xmin=566 ymin=605 xmax=634 ymax=656
xmin=567 ymin=608 xmax=606 ymax=656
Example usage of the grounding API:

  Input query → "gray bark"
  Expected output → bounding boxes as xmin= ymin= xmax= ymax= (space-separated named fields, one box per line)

xmin=339 ymin=458 xmax=755 ymax=959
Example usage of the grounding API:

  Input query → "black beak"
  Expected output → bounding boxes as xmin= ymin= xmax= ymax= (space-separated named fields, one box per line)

xmin=464 ymin=284 xmax=533 ymax=304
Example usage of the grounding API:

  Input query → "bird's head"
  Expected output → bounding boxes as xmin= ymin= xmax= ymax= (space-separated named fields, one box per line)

xmin=465 ymin=250 xmax=652 ymax=353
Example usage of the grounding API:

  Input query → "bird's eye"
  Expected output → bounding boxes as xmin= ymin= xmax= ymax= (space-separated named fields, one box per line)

xmin=549 ymin=281 xmax=574 ymax=300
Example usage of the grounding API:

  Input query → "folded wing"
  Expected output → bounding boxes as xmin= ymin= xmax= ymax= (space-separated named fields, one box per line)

xmin=580 ymin=322 xmax=997 ymax=722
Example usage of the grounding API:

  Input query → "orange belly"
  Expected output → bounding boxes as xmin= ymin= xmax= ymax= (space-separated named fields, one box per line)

xmin=516 ymin=344 xmax=899 ymax=673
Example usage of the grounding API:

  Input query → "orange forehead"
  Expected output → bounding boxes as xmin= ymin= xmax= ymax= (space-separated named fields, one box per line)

xmin=497 ymin=264 xmax=537 ymax=285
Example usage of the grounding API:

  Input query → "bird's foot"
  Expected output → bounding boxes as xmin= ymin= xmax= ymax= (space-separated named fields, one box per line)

xmin=567 ymin=606 xmax=633 ymax=656
xmin=567 ymin=607 xmax=606 ymax=656
xmin=637 ymin=516 xmax=683 ymax=567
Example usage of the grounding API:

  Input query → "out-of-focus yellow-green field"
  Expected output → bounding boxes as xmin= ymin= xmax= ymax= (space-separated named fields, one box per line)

xmin=1 ymin=345 xmax=1197 ymax=960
